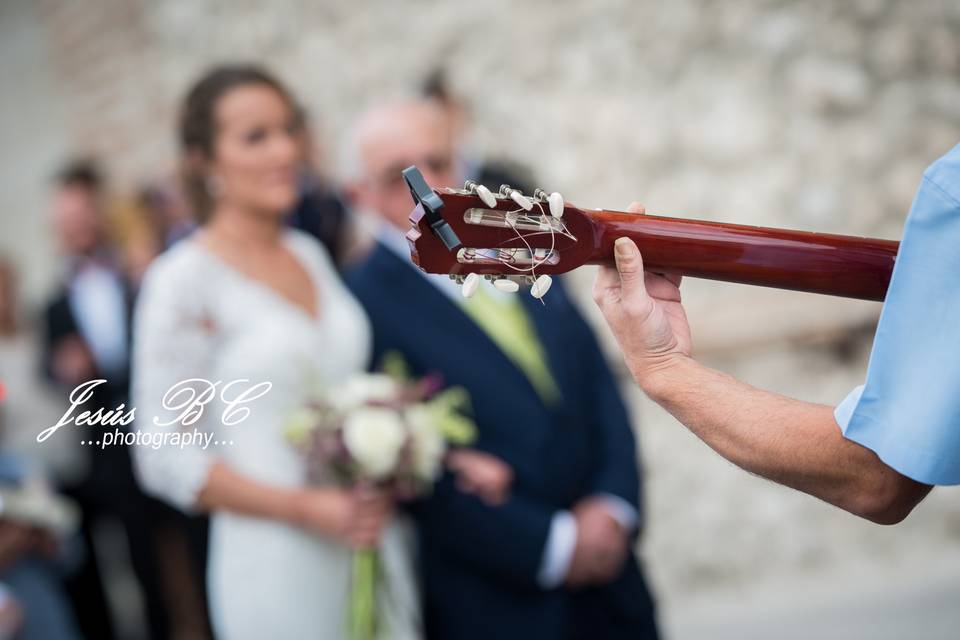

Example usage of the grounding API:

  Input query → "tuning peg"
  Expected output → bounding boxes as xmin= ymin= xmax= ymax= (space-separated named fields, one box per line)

xmin=476 ymin=184 xmax=497 ymax=208
xmin=461 ymin=272 xmax=480 ymax=298
xmin=510 ymin=190 xmax=534 ymax=212
xmin=493 ymin=278 xmax=520 ymax=293
xmin=533 ymin=188 xmax=565 ymax=218
xmin=465 ymin=180 xmax=497 ymax=208
xmin=530 ymin=274 xmax=553 ymax=299
xmin=499 ymin=184 xmax=533 ymax=212
xmin=547 ymin=192 xmax=564 ymax=218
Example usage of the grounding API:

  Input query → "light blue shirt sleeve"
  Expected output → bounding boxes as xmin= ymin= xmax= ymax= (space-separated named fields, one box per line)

xmin=834 ymin=143 xmax=960 ymax=485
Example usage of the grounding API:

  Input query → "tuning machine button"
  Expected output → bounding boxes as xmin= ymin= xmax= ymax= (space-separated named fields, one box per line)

xmin=510 ymin=190 xmax=534 ymax=211
xmin=476 ymin=184 xmax=497 ymax=208
xmin=500 ymin=184 xmax=533 ymax=212
xmin=493 ymin=278 xmax=520 ymax=293
xmin=530 ymin=274 xmax=553 ymax=299
xmin=461 ymin=272 xmax=480 ymax=298
xmin=547 ymin=192 xmax=564 ymax=218
xmin=465 ymin=180 xmax=498 ymax=208
xmin=534 ymin=189 xmax=565 ymax=218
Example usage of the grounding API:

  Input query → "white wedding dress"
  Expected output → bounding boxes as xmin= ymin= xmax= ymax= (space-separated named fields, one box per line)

xmin=131 ymin=229 xmax=421 ymax=640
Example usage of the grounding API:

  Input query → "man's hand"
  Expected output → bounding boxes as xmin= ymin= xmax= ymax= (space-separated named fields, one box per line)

xmin=592 ymin=202 xmax=692 ymax=388
xmin=564 ymin=497 xmax=629 ymax=587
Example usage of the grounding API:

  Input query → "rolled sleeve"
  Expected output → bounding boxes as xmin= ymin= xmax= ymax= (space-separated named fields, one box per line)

xmin=834 ymin=385 xmax=864 ymax=432
xmin=835 ymin=144 xmax=960 ymax=486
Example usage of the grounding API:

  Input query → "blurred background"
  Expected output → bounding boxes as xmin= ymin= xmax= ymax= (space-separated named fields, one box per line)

xmin=1 ymin=0 xmax=959 ymax=638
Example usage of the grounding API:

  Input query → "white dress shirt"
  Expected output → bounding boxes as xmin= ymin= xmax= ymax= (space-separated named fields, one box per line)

xmin=68 ymin=260 xmax=128 ymax=379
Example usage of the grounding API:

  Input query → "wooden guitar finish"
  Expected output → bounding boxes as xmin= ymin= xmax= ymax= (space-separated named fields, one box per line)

xmin=588 ymin=210 xmax=898 ymax=301
xmin=403 ymin=167 xmax=899 ymax=302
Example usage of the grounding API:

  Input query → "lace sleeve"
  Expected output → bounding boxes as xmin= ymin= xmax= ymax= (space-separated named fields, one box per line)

xmin=130 ymin=248 xmax=219 ymax=511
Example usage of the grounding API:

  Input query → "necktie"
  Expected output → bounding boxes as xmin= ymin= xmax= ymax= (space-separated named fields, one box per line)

xmin=459 ymin=288 xmax=559 ymax=405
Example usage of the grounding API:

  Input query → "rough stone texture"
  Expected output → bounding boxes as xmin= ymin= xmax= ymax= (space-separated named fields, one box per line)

xmin=1 ymin=0 xmax=959 ymax=634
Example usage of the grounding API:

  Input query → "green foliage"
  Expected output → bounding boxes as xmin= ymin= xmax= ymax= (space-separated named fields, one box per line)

xmin=423 ymin=387 xmax=476 ymax=446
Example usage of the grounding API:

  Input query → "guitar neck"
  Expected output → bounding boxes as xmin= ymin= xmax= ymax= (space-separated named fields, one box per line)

xmin=587 ymin=210 xmax=899 ymax=301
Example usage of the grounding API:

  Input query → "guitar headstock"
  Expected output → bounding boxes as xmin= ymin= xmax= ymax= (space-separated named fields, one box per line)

xmin=402 ymin=166 xmax=597 ymax=296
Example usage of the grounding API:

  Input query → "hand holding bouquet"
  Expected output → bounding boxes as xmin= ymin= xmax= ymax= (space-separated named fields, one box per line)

xmin=286 ymin=371 xmax=476 ymax=640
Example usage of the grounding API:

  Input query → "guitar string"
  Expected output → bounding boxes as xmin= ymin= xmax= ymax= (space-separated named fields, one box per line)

xmin=497 ymin=202 xmax=578 ymax=266
xmin=495 ymin=210 xmax=577 ymax=242
xmin=464 ymin=197 xmax=579 ymax=302
xmin=499 ymin=202 xmax=555 ymax=277
xmin=498 ymin=201 xmax=569 ymax=305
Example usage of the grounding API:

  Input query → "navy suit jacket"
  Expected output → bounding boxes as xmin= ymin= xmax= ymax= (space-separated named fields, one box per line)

xmin=345 ymin=243 xmax=658 ymax=640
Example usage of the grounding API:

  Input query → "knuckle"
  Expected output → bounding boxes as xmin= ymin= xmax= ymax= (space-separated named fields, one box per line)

xmin=622 ymin=298 xmax=649 ymax=319
xmin=591 ymin=288 xmax=604 ymax=304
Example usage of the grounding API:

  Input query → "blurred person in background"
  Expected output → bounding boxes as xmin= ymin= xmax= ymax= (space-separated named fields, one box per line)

xmin=108 ymin=194 xmax=164 ymax=290
xmin=140 ymin=111 xmax=356 ymax=267
xmin=41 ymin=161 xmax=196 ymax=640
xmin=0 ymin=465 xmax=84 ymax=640
xmin=0 ymin=258 xmax=84 ymax=640
xmin=130 ymin=64 xmax=416 ymax=640
xmin=133 ymin=63 xmax=514 ymax=640
xmin=286 ymin=108 xmax=356 ymax=268
xmin=97 ymin=181 xmax=215 ymax=640
xmin=43 ymin=161 xmax=129 ymax=405
xmin=138 ymin=176 xmax=197 ymax=251
xmin=344 ymin=99 xmax=659 ymax=640
xmin=0 ymin=257 xmax=82 ymax=482
xmin=421 ymin=68 xmax=535 ymax=195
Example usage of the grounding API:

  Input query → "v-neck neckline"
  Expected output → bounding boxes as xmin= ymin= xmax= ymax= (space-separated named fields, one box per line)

xmin=190 ymin=231 xmax=324 ymax=324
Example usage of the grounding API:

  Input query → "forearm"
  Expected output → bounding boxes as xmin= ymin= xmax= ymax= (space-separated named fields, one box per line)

xmin=637 ymin=355 xmax=926 ymax=521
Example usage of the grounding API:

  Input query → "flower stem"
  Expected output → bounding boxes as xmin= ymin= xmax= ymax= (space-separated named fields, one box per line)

xmin=349 ymin=549 xmax=378 ymax=640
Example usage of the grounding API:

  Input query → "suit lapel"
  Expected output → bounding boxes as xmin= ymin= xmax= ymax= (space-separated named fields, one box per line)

xmin=368 ymin=244 xmax=550 ymax=404
xmin=520 ymin=284 xmax=568 ymax=409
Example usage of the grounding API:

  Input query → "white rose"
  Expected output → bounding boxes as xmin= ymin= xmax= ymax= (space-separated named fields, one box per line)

xmin=406 ymin=406 xmax=447 ymax=481
xmin=342 ymin=407 xmax=406 ymax=479
xmin=330 ymin=375 xmax=400 ymax=412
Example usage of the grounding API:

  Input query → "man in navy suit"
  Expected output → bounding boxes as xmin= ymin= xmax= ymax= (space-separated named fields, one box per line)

xmin=344 ymin=101 xmax=659 ymax=640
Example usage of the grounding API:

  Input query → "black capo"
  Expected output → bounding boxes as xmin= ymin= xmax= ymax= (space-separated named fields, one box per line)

xmin=403 ymin=166 xmax=462 ymax=251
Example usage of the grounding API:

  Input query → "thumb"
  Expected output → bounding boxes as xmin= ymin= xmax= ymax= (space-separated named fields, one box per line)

xmin=614 ymin=237 xmax=646 ymax=300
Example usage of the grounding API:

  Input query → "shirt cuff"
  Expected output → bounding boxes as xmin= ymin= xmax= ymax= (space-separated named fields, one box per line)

xmin=597 ymin=493 xmax=639 ymax=532
xmin=537 ymin=510 xmax=577 ymax=589
xmin=834 ymin=384 xmax=865 ymax=433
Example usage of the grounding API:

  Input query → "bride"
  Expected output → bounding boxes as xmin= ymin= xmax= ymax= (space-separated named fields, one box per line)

xmin=132 ymin=66 xmax=507 ymax=639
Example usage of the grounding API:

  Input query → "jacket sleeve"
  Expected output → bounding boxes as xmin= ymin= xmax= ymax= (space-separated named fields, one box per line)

xmin=583 ymin=327 xmax=641 ymax=513
xmin=409 ymin=472 xmax=555 ymax=589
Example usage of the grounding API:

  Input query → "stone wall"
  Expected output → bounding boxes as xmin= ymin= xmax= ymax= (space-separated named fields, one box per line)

xmin=4 ymin=0 xmax=959 ymax=294
xmin=2 ymin=0 xmax=959 ymax=632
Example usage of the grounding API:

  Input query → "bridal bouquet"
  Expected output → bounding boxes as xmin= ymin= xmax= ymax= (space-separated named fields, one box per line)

xmin=285 ymin=366 xmax=476 ymax=640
